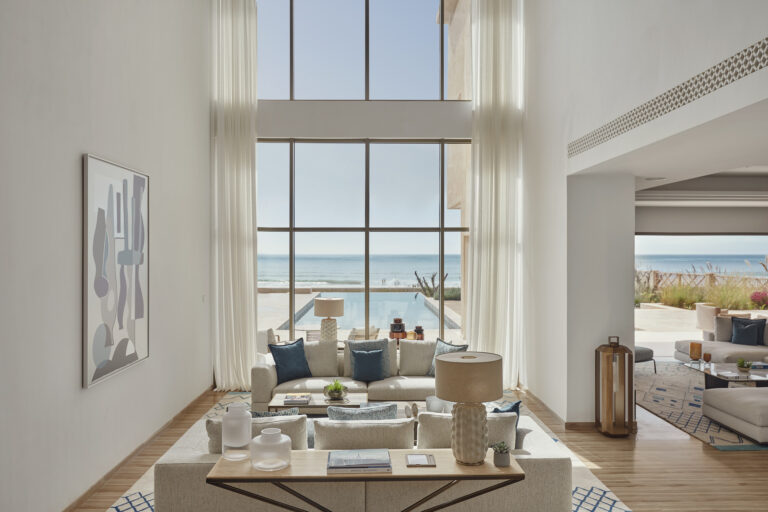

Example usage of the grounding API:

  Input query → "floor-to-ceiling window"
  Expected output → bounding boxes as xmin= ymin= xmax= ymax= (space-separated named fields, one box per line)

xmin=255 ymin=0 xmax=472 ymax=341
xmin=257 ymin=140 xmax=469 ymax=341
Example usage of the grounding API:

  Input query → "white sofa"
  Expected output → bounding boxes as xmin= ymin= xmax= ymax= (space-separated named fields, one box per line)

xmin=252 ymin=339 xmax=440 ymax=412
xmin=154 ymin=414 xmax=572 ymax=512
xmin=703 ymin=388 xmax=768 ymax=443
xmin=674 ymin=310 xmax=768 ymax=363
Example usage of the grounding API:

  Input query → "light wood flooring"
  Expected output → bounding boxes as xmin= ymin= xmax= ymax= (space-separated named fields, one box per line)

xmin=69 ymin=389 xmax=768 ymax=512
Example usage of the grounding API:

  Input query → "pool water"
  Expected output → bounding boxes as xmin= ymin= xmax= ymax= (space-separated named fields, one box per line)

xmin=295 ymin=291 xmax=442 ymax=330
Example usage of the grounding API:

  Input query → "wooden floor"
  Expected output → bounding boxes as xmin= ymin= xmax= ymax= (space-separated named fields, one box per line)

xmin=69 ymin=389 xmax=768 ymax=512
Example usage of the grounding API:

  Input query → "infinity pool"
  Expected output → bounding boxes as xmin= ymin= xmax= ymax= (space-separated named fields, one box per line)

xmin=294 ymin=291 xmax=448 ymax=330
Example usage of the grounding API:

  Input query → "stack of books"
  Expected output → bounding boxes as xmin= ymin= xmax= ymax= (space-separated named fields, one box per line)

xmin=327 ymin=449 xmax=392 ymax=474
xmin=283 ymin=393 xmax=310 ymax=405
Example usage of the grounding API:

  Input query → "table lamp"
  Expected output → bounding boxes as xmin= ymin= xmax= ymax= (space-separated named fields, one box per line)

xmin=314 ymin=298 xmax=344 ymax=342
xmin=435 ymin=351 xmax=503 ymax=465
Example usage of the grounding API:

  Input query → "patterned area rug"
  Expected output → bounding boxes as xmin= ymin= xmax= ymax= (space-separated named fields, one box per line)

xmin=109 ymin=392 xmax=631 ymax=512
xmin=635 ymin=361 xmax=768 ymax=451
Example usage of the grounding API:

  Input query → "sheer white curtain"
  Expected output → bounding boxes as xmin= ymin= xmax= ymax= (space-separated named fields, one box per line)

xmin=212 ymin=0 xmax=259 ymax=391
xmin=466 ymin=0 xmax=525 ymax=388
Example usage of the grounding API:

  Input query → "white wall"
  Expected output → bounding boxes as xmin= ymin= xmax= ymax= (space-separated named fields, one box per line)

xmin=567 ymin=175 xmax=636 ymax=422
xmin=0 ymin=1 xmax=212 ymax=510
xmin=524 ymin=0 xmax=768 ymax=422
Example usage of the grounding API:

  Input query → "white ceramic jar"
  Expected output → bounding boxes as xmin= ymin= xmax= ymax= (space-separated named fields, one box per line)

xmin=221 ymin=402 xmax=251 ymax=461
xmin=251 ymin=428 xmax=291 ymax=471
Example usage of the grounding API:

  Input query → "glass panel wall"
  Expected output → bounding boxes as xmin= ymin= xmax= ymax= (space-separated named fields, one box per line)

xmin=256 ymin=0 xmax=290 ymax=99
xmin=257 ymin=232 xmax=290 ymax=342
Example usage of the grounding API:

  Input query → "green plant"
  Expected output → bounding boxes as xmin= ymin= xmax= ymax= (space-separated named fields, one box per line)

xmin=736 ymin=358 xmax=753 ymax=369
xmin=490 ymin=441 xmax=510 ymax=454
xmin=434 ymin=287 xmax=461 ymax=301
xmin=659 ymin=284 xmax=706 ymax=309
xmin=326 ymin=379 xmax=344 ymax=393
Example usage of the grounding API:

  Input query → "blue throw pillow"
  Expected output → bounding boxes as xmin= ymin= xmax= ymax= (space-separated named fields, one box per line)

xmin=428 ymin=338 xmax=469 ymax=377
xmin=268 ymin=338 xmax=312 ymax=384
xmin=351 ymin=348 xmax=385 ymax=382
xmin=732 ymin=317 xmax=766 ymax=345
xmin=347 ymin=339 xmax=391 ymax=377
xmin=492 ymin=400 xmax=522 ymax=428
xmin=252 ymin=407 xmax=300 ymax=418
xmin=732 ymin=322 xmax=760 ymax=346
xmin=327 ymin=403 xmax=398 ymax=421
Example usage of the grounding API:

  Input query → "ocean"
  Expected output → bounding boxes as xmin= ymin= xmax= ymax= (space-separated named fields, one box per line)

xmin=258 ymin=254 xmax=461 ymax=287
xmin=635 ymin=254 xmax=768 ymax=275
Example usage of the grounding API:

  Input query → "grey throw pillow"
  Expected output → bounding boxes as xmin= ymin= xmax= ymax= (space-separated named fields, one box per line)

xmin=713 ymin=315 xmax=733 ymax=342
xmin=327 ymin=402 xmax=398 ymax=421
xmin=252 ymin=407 xmax=299 ymax=418
xmin=428 ymin=338 xmax=468 ymax=377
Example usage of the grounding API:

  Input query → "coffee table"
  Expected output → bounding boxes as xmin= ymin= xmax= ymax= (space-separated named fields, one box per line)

xmin=207 ymin=449 xmax=525 ymax=512
xmin=684 ymin=362 xmax=768 ymax=389
xmin=268 ymin=393 xmax=369 ymax=414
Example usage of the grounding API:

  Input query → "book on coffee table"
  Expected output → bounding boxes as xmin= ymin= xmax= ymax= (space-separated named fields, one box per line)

xmin=327 ymin=449 xmax=392 ymax=474
xmin=283 ymin=393 xmax=310 ymax=405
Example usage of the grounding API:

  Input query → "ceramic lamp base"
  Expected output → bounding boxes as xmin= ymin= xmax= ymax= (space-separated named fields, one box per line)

xmin=451 ymin=402 xmax=488 ymax=465
xmin=320 ymin=318 xmax=337 ymax=342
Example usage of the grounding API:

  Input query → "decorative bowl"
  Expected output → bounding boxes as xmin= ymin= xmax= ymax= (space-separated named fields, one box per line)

xmin=323 ymin=385 xmax=348 ymax=400
xmin=737 ymin=366 xmax=751 ymax=373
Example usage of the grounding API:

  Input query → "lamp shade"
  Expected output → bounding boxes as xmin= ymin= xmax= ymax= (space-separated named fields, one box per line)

xmin=435 ymin=352 xmax=503 ymax=403
xmin=314 ymin=298 xmax=344 ymax=318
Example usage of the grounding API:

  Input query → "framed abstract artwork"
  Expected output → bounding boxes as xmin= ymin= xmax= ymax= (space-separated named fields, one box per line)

xmin=83 ymin=155 xmax=149 ymax=387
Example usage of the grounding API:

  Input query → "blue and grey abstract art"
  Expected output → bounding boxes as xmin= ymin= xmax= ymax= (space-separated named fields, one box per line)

xmin=84 ymin=155 xmax=149 ymax=387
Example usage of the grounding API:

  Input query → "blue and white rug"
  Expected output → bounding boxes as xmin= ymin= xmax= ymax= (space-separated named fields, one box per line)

xmin=109 ymin=391 xmax=631 ymax=512
xmin=635 ymin=361 xmax=768 ymax=451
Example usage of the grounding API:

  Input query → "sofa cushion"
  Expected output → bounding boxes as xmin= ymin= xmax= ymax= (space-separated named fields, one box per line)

xmin=755 ymin=314 xmax=768 ymax=345
xmin=674 ymin=339 xmax=768 ymax=363
xmin=252 ymin=408 xmax=299 ymax=418
xmin=428 ymin=338 xmax=468 ymax=377
xmin=704 ymin=388 xmax=768 ymax=426
xmin=343 ymin=339 xmax=395 ymax=378
xmin=367 ymin=376 xmax=436 ymax=401
xmin=399 ymin=340 xmax=437 ymax=376
xmin=304 ymin=340 xmax=339 ymax=377
xmin=732 ymin=321 xmax=760 ymax=346
xmin=327 ymin=402 xmax=398 ymax=421
xmin=416 ymin=412 xmax=518 ymax=450
xmin=351 ymin=349 xmax=386 ymax=382
xmin=273 ymin=376 xmax=367 ymax=395
xmin=314 ymin=418 xmax=415 ymax=450
xmin=732 ymin=317 xmax=765 ymax=346
xmin=269 ymin=338 xmax=312 ymax=384
xmin=206 ymin=415 xmax=308 ymax=453
xmin=714 ymin=316 xmax=733 ymax=342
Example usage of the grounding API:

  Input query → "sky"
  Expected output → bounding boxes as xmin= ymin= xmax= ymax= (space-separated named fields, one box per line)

xmin=636 ymin=235 xmax=768 ymax=255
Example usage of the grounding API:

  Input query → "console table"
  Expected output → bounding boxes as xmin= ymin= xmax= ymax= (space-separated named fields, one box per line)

xmin=206 ymin=448 xmax=525 ymax=512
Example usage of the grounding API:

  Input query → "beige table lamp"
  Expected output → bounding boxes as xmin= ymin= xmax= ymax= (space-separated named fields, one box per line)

xmin=314 ymin=298 xmax=344 ymax=342
xmin=435 ymin=351 xmax=503 ymax=465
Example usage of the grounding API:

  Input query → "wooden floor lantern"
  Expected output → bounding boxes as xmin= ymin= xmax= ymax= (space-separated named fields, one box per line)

xmin=595 ymin=336 xmax=634 ymax=437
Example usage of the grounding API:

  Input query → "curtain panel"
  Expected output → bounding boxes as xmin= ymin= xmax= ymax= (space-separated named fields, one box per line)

xmin=466 ymin=0 xmax=525 ymax=389
xmin=212 ymin=0 xmax=259 ymax=391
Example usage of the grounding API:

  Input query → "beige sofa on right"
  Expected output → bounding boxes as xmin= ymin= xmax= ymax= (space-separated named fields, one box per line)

xmin=673 ymin=304 xmax=768 ymax=363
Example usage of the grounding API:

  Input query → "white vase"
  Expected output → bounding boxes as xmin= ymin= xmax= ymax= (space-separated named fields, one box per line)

xmin=251 ymin=428 xmax=291 ymax=471
xmin=222 ymin=403 xmax=251 ymax=461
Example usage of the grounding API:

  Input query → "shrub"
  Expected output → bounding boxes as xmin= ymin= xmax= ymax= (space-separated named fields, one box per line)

xmin=659 ymin=284 xmax=706 ymax=309
xmin=705 ymin=279 xmax=753 ymax=310
xmin=750 ymin=291 xmax=768 ymax=309
xmin=437 ymin=287 xmax=461 ymax=301
xmin=634 ymin=270 xmax=659 ymax=305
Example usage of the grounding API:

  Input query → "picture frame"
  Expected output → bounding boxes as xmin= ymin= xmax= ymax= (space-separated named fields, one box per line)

xmin=83 ymin=154 xmax=149 ymax=388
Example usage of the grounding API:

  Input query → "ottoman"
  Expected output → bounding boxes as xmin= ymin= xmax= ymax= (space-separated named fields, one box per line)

xmin=703 ymin=388 xmax=768 ymax=443
xmin=635 ymin=346 xmax=655 ymax=373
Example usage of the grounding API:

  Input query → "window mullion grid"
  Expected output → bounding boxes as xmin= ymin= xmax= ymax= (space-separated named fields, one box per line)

xmin=364 ymin=140 xmax=371 ymax=339
xmin=289 ymin=139 xmax=296 ymax=339
xmin=439 ymin=141 xmax=445 ymax=339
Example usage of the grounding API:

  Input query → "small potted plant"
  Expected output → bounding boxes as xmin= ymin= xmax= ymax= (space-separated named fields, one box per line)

xmin=736 ymin=358 xmax=753 ymax=373
xmin=490 ymin=441 xmax=511 ymax=467
xmin=323 ymin=379 xmax=348 ymax=401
